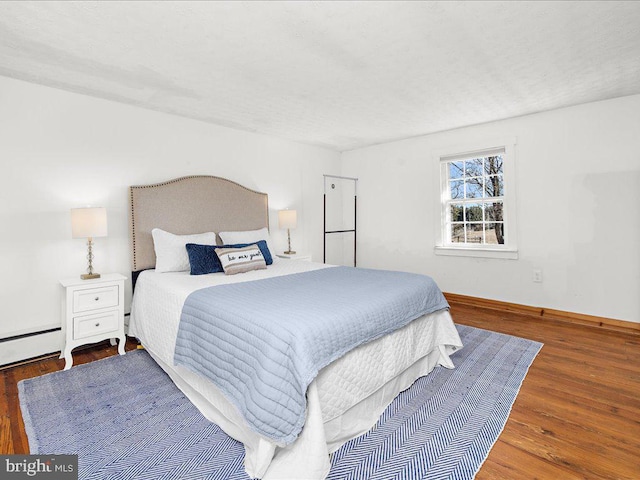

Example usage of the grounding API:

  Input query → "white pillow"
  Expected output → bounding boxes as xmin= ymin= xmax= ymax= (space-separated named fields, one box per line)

xmin=218 ymin=227 xmax=275 ymax=255
xmin=151 ymin=228 xmax=216 ymax=273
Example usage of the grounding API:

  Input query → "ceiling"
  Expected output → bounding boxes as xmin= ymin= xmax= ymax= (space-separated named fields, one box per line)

xmin=1 ymin=1 xmax=639 ymax=152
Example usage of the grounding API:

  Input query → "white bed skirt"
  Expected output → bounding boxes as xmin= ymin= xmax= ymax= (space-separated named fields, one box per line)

xmin=143 ymin=310 xmax=459 ymax=479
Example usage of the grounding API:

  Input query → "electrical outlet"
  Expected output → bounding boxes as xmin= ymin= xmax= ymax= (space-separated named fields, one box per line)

xmin=533 ymin=269 xmax=543 ymax=283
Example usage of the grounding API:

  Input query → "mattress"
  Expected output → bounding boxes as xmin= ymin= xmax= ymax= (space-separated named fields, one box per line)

xmin=129 ymin=258 xmax=463 ymax=479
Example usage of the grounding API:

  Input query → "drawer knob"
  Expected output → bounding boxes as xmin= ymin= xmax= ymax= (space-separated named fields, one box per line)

xmin=95 ymin=322 xmax=100 ymax=327
xmin=94 ymin=297 xmax=100 ymax=301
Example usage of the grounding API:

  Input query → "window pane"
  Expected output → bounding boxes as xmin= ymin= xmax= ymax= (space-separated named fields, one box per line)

xmin=465 ymin=159 xmax=483 ymax=177
xmin=450 ymin=204 xmax=464 ymax=222
xmin=450 ymin=180 xmax=464 ymax=199
xmin=449 ymin=161 xmax=464 ymax=180
xmin=451 ymin=224 xmax=465 ymax=243
xmin=466 ymin=223 xmax=483 ymax=243
xmin=485 ymin=201 xmax=504 ymax=221
xmin=485 ymin=175 xmax=503 ymax=197
xmin=465 ymin=203 xmax=483 ymax=222
xmin=465 ymin=178 xmax=483 ymax=198
xmin=484 ymin=155 xmax=503 ymax=175
xmin=487 ymin=223 xmax=505 ymax=244
xmin=441 ymin=148 xmax=511 ymax=251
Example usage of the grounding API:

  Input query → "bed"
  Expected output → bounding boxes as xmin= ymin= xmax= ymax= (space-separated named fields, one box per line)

xmin=127 ymin=175 xmax=463 ymax=479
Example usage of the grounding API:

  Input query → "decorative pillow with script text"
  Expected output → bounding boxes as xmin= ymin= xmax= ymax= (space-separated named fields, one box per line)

xmin=214 ymin=245 xmax=267 ymax=275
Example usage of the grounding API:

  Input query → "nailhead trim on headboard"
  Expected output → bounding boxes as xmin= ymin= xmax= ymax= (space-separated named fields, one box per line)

xmin=129 ymin=175 xmax=269 ymax=273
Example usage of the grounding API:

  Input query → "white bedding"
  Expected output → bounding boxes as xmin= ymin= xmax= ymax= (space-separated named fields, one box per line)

xmin=129 ymin=258 xmax=462 ymax=479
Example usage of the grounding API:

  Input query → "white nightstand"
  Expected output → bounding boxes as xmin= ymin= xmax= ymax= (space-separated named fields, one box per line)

xmin=59 ymin=273 xmax=126 ymax=370
xmin=276 ymin=253 xmax=312 ymax=262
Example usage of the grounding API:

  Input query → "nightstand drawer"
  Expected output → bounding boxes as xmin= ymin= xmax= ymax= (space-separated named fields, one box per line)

xmin=73 ymin=285 xmax=119 ymax=313
xmin=74 ymin=310 xmax=119 ymax=340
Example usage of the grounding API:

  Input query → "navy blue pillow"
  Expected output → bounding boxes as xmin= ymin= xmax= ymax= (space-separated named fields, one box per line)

xmin=186 ymin=240 xmax=273 ymax=275
xmin=185 ymin=243 xmax=223 ymax=275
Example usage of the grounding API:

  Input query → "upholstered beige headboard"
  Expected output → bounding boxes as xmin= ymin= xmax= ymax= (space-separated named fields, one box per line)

xmin=130 ymin=175 xmax=269 ymax=273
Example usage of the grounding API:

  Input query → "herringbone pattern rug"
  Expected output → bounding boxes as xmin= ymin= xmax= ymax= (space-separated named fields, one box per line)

xmin=19 ymin=325 xmax=541 ymax=479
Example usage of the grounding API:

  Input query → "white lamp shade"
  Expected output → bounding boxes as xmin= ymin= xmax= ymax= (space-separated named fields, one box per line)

xmin=71 ymin=207 xmax=108 ymax=238
xmin=278 ymin=209 xmax=297 ymax=230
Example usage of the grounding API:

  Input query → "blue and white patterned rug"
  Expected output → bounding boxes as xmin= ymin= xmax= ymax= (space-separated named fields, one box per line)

xmin=18 ymin=325 xmax=542 ymax=480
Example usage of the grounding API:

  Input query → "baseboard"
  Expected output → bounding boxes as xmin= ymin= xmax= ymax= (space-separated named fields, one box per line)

xmin=0 ymin=329 xmax=63 ymax=367
xmin=443 ymin=292 xmax=640 ymax=335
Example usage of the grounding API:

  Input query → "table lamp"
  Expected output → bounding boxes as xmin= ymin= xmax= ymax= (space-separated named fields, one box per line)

xmin=71 ymin=207 xmax=108 ymax=279
xmin=278 ymin=209 xmax=297 ymax=255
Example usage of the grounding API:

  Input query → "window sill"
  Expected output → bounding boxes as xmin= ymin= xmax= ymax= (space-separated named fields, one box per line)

xmin=434 ymin=246 xmax=518 ymax=260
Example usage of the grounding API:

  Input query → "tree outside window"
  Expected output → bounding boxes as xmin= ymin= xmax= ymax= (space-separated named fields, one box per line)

xmin=444 ymin=155 xmax=505 ymax=246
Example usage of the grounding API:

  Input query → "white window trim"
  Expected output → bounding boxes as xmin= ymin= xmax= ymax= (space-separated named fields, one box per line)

xmin=433 ymin=137 xmax=518 ymax=259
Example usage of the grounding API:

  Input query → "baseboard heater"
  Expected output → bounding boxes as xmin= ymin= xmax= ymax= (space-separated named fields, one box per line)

xmin=0 ymin=328 xmax=62 ymax=368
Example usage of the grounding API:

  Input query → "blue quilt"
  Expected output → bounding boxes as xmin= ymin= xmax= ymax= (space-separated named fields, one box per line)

xmin=174 ymin=266 xmax=449 ymax=445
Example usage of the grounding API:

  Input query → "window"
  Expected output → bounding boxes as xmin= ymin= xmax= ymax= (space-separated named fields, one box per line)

xmin=435 ymin=141 xmax=517 ymax=259
xmin=445 ymin=153 xmax=504 ymax=245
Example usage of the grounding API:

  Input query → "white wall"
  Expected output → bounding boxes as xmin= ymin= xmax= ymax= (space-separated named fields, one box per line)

xmin=0 ymin=76 xmax=340 ymax=339
xmin=1 ymin=74 xmax=637 ymax=346
xmin=341 ymin=95 xmax=640 ymax=324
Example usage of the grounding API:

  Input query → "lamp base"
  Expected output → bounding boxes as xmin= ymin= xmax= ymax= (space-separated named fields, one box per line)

xmin=81 ymin=273 xmax=101 ymax=280
xmin=283 ymin=250 xmax=296 ymax=255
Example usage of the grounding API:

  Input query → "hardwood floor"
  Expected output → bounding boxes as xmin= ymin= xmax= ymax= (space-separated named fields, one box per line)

xmin=451 ymin=303 xmax=640 ymax=480
xmin=1 ymin=305 xmax=638 ymax=479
